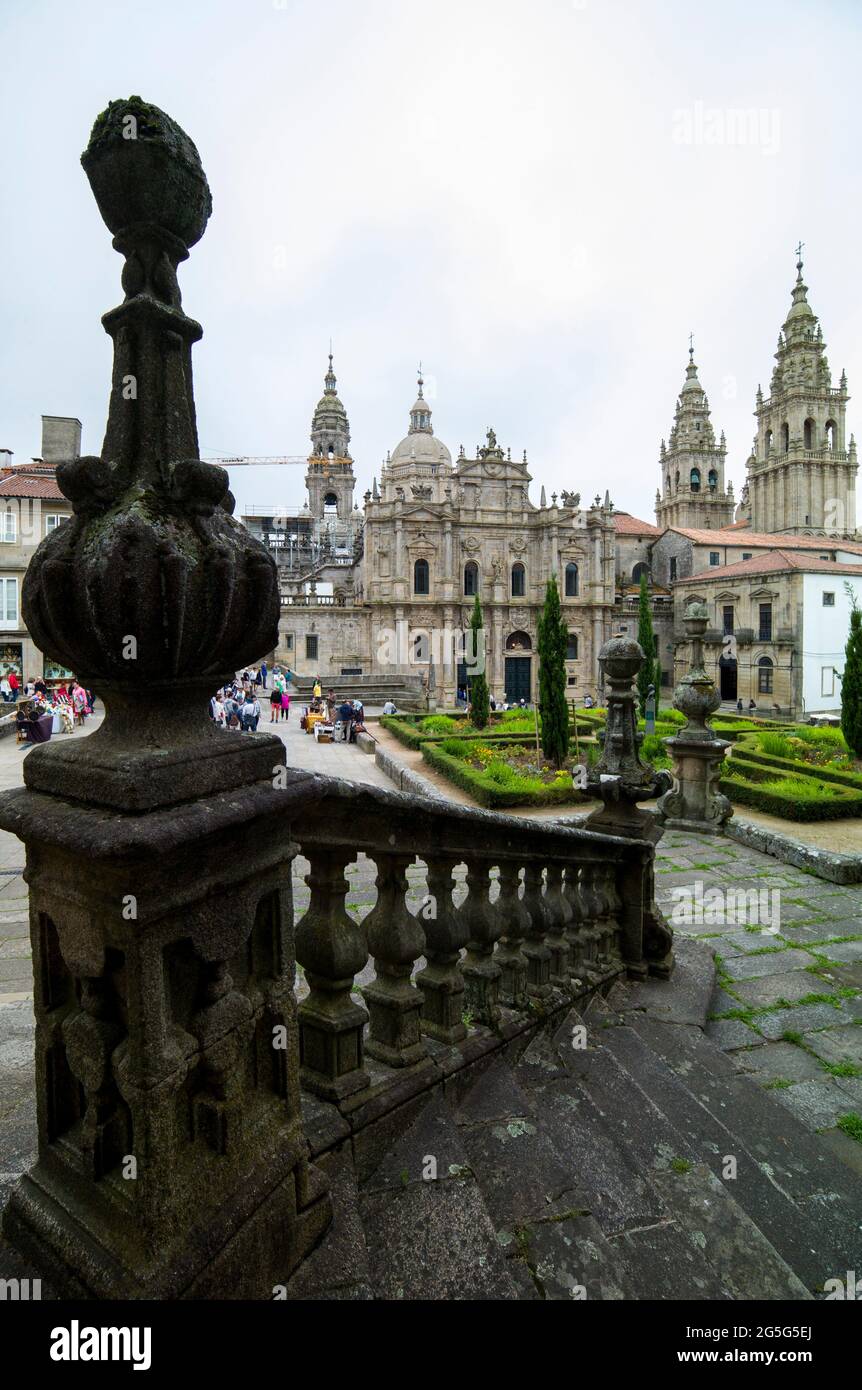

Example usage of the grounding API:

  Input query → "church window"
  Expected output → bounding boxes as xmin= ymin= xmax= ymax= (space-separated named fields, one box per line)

xmin=757 ymin=656 xmax=774 ymax=694
xmin=669 ymin=558 xmax=678 ymax=581
xmin=804 ymin=418 xmax=815 ymax=450
xmin=826 ymin=420 xmax=837 ymax=451
xmin=708 ymin=470 xmax=718 ymax=491
xmin=566 ymin=632 xmax=579 ymax=660
xmin=765 ymin=430 xmax=773 ymax=456
xmin=690 ymin=468 xmax=701 ymax=492
xmin=758 ymin=603 xmax=772 ymax=641
xmin=565 ymin=562 xmax=579 ymax=597
xmin=674 ymin=471 xmax=680 ymax=492
xmin=632 ymin=562 xmax=649 ymax=584
xmin=781 ymin=423 xmax=789 ymax=452
xmin=722 ymin=605 xmax=734 ymax=635
xmin=414 ymin=558 xmax=430 ymax=595
xmin=511 ymin=563 xmax=526 ymax=597
xmin=305 ymin=634 xmax=319 ymax=661
xmin=464 ymin=561 xmax=478 ymax=596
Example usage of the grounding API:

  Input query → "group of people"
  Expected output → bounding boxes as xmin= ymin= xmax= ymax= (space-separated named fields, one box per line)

xmin=15 ymin=677 xmax=94 ymax=743
xmin=210 ymin=665 xmax=293 ymax=732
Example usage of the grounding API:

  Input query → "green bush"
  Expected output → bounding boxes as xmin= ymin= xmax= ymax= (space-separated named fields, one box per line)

xmin=418 ymin=714 xmax=462 ymax=734
xmin=757 ymin=731 xmax=794 ymax=758
xmin=720 ymin=763 xmax=862 ymax=820
xmin=642 ymin=733 xmax=673 ymax=768
xmin=792 ymin=725 xmax=848 ymax=749
xmin=420 ymin=742 xmax=588 ymax=809
xmin=732 ymin=734 xmax=862 ymax=792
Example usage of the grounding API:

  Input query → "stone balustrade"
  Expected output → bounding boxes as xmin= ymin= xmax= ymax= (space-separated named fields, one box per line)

xmin=291 ymin=772 xmax=658 ymax=1105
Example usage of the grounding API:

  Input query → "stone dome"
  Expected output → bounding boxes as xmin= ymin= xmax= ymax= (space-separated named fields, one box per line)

xmin=387 ymin=373 xmax=452 ymax=471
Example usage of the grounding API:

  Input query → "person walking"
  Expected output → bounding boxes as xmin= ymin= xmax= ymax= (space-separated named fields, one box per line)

xmin=260 ymin=660 xmax=268 ymax=691
xmin=8 ymin=670 xmax=19 ymax=701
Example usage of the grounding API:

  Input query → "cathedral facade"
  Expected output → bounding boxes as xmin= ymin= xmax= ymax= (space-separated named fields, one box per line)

xmin=270 ymin=365 xmax=618 ymax=707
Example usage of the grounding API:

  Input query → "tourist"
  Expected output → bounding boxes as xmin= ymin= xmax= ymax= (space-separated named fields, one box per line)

xmin=0 ymin=674 xmax=10 ymax=703
xmin=338 ymin=699 xmax=354 ymax=743
xmin=736 ymin=697 xmax=744 ymax=714
xmin=8 ymin=670 xmax=19 ymax=701
xmin=490 ymin=695 xmax=497 ymax=711
xmin=280 ymin=688 xmax=291 ymax=722
xmin=270 ymin=687 xmax=282 ymax=723
xmin=241 ymin=693 xmax=261 ymax=732
xmin=583 ymin=693 xmax=594 ymax=709
xmin=212 ymin=695 xmax=227 ymax=728
xmin=260 ymin=660 xmax=268 ymax=690
xmin=273 ymin=668 xmax=286 ymax=698
xmin=34 ymin=676 xmax=48 ymax=697
xmin=313 ymin=677 xmax=322 ymax=700
xmin=748 ymin=698 xmax=757 ymax=714
xmin=382 ymin=698 xmax=398 ymax=715
xmin=23 ymin=676 xmax=36 ymax=698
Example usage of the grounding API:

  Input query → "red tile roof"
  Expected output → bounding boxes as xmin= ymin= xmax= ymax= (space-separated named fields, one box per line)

xmin=0 ymin=474 xmax=66 ymax=500
xmin=614 ymin=512 xmax=661 ymax=536
xmin=666 ymin=524 xmax=862 ymax=555
xmin=672 ymin=550 xmax=862 ymax=581
xmin=723 ymin=518 xmax=750 ymax=528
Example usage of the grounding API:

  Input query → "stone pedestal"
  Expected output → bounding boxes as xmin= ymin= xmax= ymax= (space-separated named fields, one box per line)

xmin=657 ymin=601 xmax=733 ymax=835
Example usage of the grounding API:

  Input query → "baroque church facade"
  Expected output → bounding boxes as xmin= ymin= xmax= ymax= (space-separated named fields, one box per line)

xmin=269 ymin=364 xmax=618 ymax=708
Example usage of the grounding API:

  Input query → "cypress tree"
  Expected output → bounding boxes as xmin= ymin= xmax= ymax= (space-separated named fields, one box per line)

xmin=841 ymin=583 xmax=862 ymax=756
xmin=538 ymin=574 xmax=570 ymax=768
xmin=468 ymin=593 xmax=490 ymax=730
xmin=636 ymin=570 xmax=658 ymax=715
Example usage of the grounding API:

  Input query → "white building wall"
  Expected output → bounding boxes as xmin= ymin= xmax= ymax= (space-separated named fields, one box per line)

xmin=801 ymin=573 xmax=853 ymax=713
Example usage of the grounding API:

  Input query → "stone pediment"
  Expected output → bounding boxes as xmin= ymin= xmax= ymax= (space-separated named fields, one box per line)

xmin=455 ymin=459 xmax=531 ymax=485
xmin=401 ymin=506 xmax=441 ymax=523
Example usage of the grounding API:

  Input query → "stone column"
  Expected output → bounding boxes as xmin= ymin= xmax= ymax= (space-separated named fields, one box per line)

xmin=657 ymin=601 xmax=733 ymax=835
xmin=0 ymin=98 xmax=330 ymax=1298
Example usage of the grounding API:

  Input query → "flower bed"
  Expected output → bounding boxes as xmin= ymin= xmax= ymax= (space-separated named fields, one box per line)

xmin=420 ymin=738 xmax=596 ymax=809
xmin=719 ymin=764 xmax=862 ymax=820
xmin=729 ymin=728 xmax=862 ymax=793
xmin=381 ymin=712 xmax=596 ymax=752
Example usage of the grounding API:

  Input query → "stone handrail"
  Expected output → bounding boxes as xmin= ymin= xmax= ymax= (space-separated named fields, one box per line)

xmin=290 ymin=770 xmax=656 ymax=1098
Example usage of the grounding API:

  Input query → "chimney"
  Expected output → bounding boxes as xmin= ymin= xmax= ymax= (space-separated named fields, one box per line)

xmin=40 ymin=415 xmax=82 ymax=465
xmin=0 ymin=449 xmax=12 ymax=478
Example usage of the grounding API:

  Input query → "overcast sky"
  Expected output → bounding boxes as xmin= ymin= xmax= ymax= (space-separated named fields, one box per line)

xmin=2 ymin=0 xmax=860 ymax=522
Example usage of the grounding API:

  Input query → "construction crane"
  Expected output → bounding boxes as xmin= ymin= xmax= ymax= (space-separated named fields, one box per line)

xmin=204 ymin=455 xmax=309 ymax=467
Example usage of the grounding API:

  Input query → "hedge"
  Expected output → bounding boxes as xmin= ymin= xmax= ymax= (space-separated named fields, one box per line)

xmin=720 ymin=765 xmax=862 ymax=821
xmin=380 ymin=715 xmax=597 ymax=752
xmin=731 ymin=736 xmax=862 ymax=793
xmin=420 ymin=742 xmax=590 ymax=810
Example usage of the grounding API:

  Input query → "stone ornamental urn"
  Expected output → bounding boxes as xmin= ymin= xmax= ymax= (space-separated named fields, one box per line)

xmin=657 ymin=601 xmax=733 ymax=834
xmin=585 ymin=634 xmax=674 ymax=979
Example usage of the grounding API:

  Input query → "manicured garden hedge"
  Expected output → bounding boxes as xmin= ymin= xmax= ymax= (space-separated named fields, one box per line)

xmin=420 ymin=742 xmax=590 ymax=810
xmin=380 ymin=715 xmax=597 ymax=752
xmin=730 ymin=735 xmax=862 ymax=793
xmin=719 ymin=763 xmax=862 ymax=821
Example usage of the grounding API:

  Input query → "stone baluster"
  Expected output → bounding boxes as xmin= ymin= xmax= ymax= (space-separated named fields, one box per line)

xmin=363 ymin=852 xmax=427 ymax=1067
xmin=521 ymin=862 xmax=552 ymax=999
xmin=494 ymin=860 xmax=530 ymax=1009
xmin=296 ymin=845 xmax=370 ymax=1100
xmin=416 ymin=854 xmax=468 ymax=1044
xmin=577 ymin=863 xmax=604 ymax=985
xmin=543 ymin=864 xmax=572 ymax=987
xmin=563 ymin=866 xmax=587 ymax=983
xmin=597 ymin=863 xmax=622 ymax=967
xmin=460 ymin=859 xmax=502 ymax=1025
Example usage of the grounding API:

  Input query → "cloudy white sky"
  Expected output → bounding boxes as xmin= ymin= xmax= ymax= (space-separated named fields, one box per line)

xmin=2 ymin=0 xmax=860 ymax=522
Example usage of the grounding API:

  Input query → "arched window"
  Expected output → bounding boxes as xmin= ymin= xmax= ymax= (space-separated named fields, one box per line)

xmin=765 ymin=429 xmax=773 ymax=456
xmin=413 ymin=558 xmax=429 ymax=595
xmin=690 ymin=468 xmax=701 ymax=493
xmin=565 ymin=562 xmax=579 ymax=597
xmin=781 ymin=423 xmax=790 ymax=453
xmin=826 ymin=419 xmax=837 ymax=451
xmin=708 ymin=469 xmax=718 ymax=492
xmin=804 ymin=418 xmax=815 ymax=450
xmin=674 ymin=470 xmax=680 ymax=492
xmin=666 ymin=474 xmax=671 ymax=494
xmin=323 ymin=492 xmax=338 ymax=516
xmin=757 ymin=655 xmax=774 ymax=694
xmin=511 ymin=562 xmax=525 ymax=597
xmin=632 ymin=561 xmax=650 ymax=585
xmin=566 ymin=632 xmax=578 ymax=661
xmin=464 ymin=561 xmax=478 ymax=596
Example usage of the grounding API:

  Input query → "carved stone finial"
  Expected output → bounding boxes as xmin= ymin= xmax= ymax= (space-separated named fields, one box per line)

xmin=21 ymin=97 xmax=280 ymax=810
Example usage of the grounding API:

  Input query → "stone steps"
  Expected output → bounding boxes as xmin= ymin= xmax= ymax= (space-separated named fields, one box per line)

xmin=289 ymin=937 xmax=862 ymax=1299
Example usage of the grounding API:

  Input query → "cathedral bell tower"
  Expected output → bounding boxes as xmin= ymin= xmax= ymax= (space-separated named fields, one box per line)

xmin=655 ymin=341 xmax=734 ymax=530
xmin=305 ymin=352 xmax=356 ymax=522
xmin=746 ymin=248 xmax=856 ymax=536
